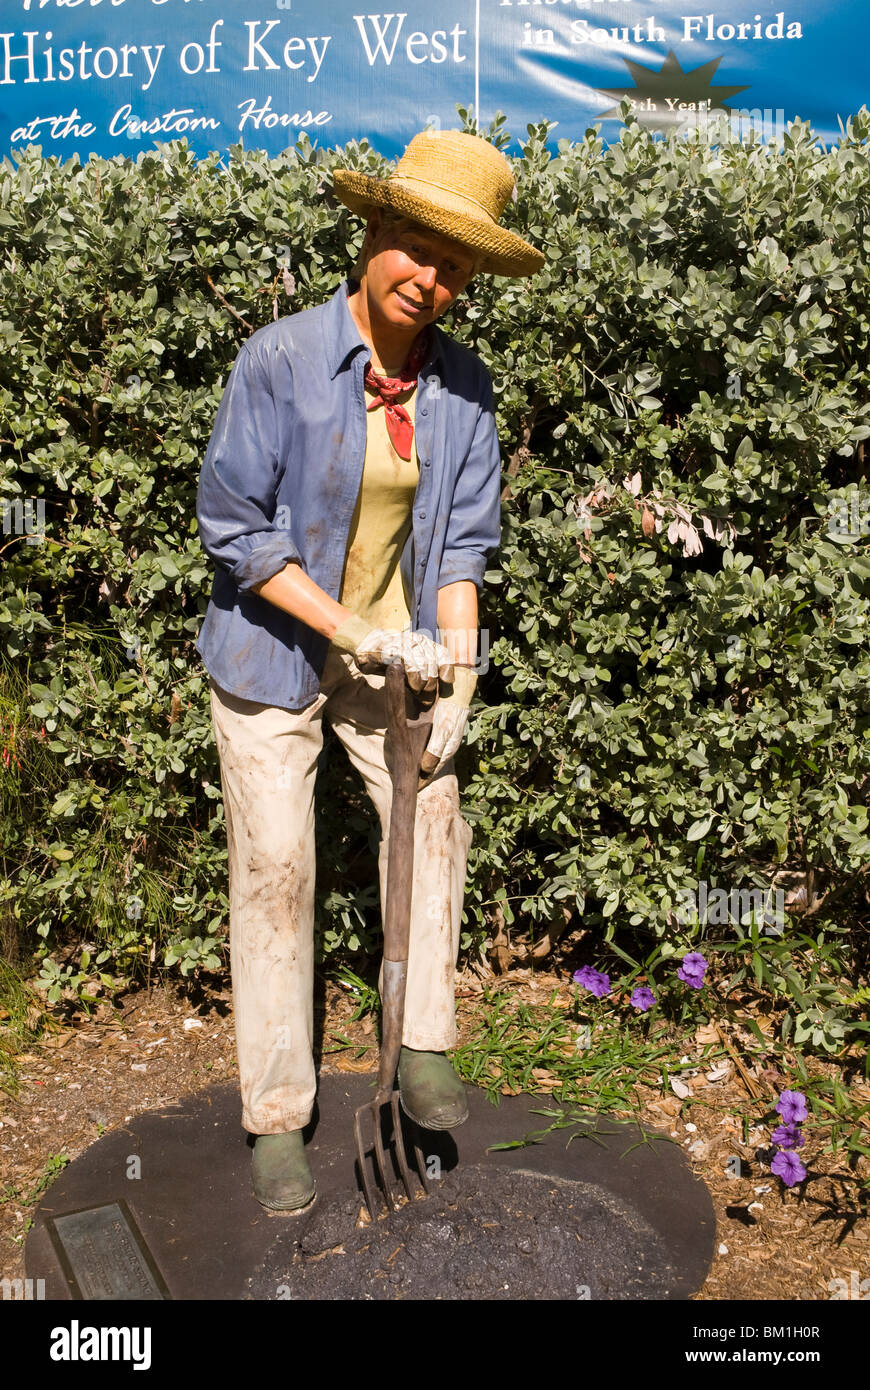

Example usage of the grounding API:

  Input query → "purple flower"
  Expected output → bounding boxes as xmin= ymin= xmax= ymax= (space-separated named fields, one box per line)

xmin=776 ymin=1089 xmax=808 ymax=1125
xmin=630 ymin=986 xmax=656 ymax=1012
xmin=770 ymin=1150 xmax=806 ymax=1188
xmin=771 ymin=1123 xmax=805 ymax=1150
xmin=573 ymin=966 xmax=611 ymax=998
xmin=677 ymin=952 xmax=708 ymax=989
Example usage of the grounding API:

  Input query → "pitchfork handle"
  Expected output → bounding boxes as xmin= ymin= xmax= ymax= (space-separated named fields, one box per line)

xmin=378 ymin=660 xmax=436 ymax=1097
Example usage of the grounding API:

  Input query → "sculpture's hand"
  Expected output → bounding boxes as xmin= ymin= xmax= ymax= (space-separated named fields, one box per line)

xmin=418 ymin=666 xmax=477 ymax=778
xmin=331 ymin=614 xmax=454 ymax=693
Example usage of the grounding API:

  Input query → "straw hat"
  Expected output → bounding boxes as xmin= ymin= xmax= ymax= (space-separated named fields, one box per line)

xmin=332 ymin=130 xmax=545 ymax=278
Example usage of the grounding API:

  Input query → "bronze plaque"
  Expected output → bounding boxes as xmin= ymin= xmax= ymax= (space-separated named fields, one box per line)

xmin=46 ymin=1201 xmax=170 ymax=1300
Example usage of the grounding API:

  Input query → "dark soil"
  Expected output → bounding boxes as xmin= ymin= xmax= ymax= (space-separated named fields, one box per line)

xmin=248 ymin=1163 xmax=676 ymax=1300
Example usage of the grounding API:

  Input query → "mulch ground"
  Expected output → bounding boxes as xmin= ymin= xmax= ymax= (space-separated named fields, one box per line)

xmin=1 ymin=966 xmax=867 ymax=1301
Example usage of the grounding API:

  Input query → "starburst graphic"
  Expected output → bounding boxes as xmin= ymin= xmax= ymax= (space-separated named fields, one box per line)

xmin=596 ymin=50 xmax=750 ymax=134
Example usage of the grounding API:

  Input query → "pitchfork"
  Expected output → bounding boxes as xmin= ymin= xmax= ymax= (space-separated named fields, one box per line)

xmin=353 ymin=658 xmax=437 ymax=1220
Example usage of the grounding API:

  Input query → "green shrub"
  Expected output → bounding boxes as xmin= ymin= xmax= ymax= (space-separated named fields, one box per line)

xmin=0 ymin=107 xmax=868 ymax=1054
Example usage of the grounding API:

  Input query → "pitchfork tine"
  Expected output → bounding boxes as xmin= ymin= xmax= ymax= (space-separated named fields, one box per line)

xmin=353 ymin=660 xmax=437 ymax=1219
xmin=391 ymin=1092 xmax=417 ymax=1202
xmin=354 ymin=1106 xmax=381 ymax=1219
xmin=413 ymin=1125 xmax=433 ymax=1195
xmin=372 ymin=1096 xmax=396 ymax=1210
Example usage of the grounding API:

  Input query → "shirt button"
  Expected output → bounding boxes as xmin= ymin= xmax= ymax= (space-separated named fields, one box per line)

xmin=418 ymin=511 xmax=426 ymax=520
xmin=420 ymin=408 xmax=428 ymax=416
xmin=424 ymin=460 xmax=431 ymax=467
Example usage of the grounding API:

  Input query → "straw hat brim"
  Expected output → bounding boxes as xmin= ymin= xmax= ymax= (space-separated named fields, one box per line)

xmin=332 ymin=169 xmax=545 ymax=278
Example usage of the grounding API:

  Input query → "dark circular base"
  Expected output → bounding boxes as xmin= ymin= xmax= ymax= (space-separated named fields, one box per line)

xmin=26 ymin=1077 xmax=715 ymax=1301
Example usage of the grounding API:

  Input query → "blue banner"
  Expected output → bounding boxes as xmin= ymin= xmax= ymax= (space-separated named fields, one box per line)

xmin=0 ymin=1 xmax=865 ymax=162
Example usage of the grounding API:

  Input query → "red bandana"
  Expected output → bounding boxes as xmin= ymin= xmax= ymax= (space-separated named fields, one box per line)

xmin=364 ymin=328 xmax=432 ymax=461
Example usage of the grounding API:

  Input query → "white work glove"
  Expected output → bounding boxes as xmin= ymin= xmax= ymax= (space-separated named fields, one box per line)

xmin=330 ymin=613 xmax=454 ymax=693
xmin=419 ymin=665 xmax=478 ymax=779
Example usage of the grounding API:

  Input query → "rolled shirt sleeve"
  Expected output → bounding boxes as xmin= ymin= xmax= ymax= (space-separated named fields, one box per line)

xmin=196 ymin=344 xmax=303 ymax=591
xmin=437 ymin=367 xmax=502 ymax=591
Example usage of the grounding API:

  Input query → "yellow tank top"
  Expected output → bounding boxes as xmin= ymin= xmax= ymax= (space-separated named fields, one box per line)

xmin=338 ymin=381 xmax=419 ymax=629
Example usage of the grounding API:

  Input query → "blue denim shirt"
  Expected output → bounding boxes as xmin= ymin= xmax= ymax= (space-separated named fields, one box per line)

xmin=195 ymin=278 xmax=501 ymax=709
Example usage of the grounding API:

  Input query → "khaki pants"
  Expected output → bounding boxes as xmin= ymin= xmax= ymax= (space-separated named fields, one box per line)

xmin=209 ymin=647 xmax=474 ymax=1135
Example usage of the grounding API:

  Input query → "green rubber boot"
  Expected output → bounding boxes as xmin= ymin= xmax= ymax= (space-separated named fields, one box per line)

xmin=251 ymin=1131 xmax=316 ymax=1212
xmin=398 ymin=1047 xmax=469 ymax=1131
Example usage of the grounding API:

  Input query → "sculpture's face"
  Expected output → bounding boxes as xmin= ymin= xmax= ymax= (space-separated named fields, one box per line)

xmin=360 ymin=212 xmax=477 ymax=335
